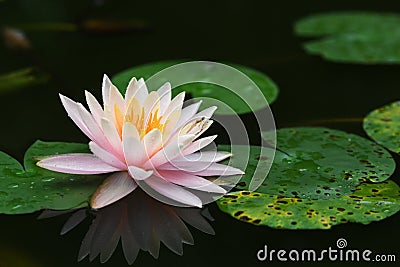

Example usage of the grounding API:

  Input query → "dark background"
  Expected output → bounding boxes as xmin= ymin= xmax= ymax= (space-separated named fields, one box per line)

xmin=0 ymin=0 xmax=399 ymax=266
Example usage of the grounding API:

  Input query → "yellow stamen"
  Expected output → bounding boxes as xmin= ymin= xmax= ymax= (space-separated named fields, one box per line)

xmin=140 ymin=108 xmax=164 ymax=139
xmin=114 ymin=104 xmax=124 ymax=138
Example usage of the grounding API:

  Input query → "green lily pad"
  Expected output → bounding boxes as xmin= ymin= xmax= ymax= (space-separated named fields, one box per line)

xmin=0 ymin=141 xmax=104 ymax=214
xmin=364 ymin=101 xmax=400 ymax=154
xmin=220 ymin=128 xmax=395 ymax=200
xmin=112 ymin=60 xmax=279 ymax=115
xmin=217 ymin=180 xmax=400 ymax=229
xmin=0 ymin=68 xmax=49 ymax=94
xmin=295 ymin=12 xmax=400 ymax=64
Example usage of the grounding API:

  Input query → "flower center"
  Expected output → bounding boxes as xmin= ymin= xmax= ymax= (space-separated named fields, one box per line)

xmin=113 ymin=99 xmax=165 ymax=140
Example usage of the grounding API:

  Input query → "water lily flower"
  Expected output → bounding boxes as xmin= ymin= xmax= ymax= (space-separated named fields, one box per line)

xmin=37 ymin=75 xmax=243 ymax=209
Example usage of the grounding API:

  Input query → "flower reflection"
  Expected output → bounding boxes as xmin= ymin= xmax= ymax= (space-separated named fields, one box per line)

xmin=39 ymin=189 xmax=215 ymax=265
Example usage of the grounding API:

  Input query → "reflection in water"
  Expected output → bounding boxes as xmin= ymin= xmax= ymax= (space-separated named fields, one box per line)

xmin=39 ymin=189 xmax=215 ymax=264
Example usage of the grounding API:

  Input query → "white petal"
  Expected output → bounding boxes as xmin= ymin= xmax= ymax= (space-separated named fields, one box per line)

xmin=126 ymin=77 xmax=148 ymax=104
xmin=144 ymin=134 xmax=195 ymax=169
xmin=142 ymin=128 xmax=163 ymax=158
xmin=128 ymin=166 xmax=153 ymax=180
xmin=175 ymin=151 xmax=232 ymax=163
xmin=162 ymin=92 xmax=185 ymax=120
xmin=125 ymin=77 xmax=137 ymax=101
xmin=109 ymin=83 xmax=125 ymax=113
xmin=162 ymin=109 xmax=181 ymax=139
xmin=183 ymin=135 xmax=217 ymax=155
xmin=122 ymin=122 xmax=140 ymax=140
xmin=175 ymin=101 xmax=202 ymax=129
xmin=37 ymin=153 xmax=120 ymax=174
xmin=85 ymin=90 xmax=104 ymax=126
xmin=122 ymin=136 xmax=146 ymax=166
xmin=102 ymin=74 xmax=112 ymax=106
xmin=143 ymin=91 xmax=160 ymax=122
xmin=157 ymin=82 xmax=171 ymax=115
xmin=90 ymin=172 xmax=137 ymax=209
xmin=194 ymin=106 xmax=217 ymax=119
xmin=89 ymin=141 xmax=126 ymax=170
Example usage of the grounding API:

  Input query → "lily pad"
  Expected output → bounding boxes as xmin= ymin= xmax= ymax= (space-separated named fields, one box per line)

xmin=0 ymin=68 xmax=49 ymax=94
xmin=0 ymin=141 xmax=104 ymax=214
xmin=295 ymin=12 xmax=400 ymax=64
xmin=217 ymin=180 xmax=400 ymax=229
xmin=363 ymin=101 xmax=400 ymax=154
xmin=220 ymin=128 xmax=395 ymax=200
xmin=112 ymin=60 xmax=279 ymax=115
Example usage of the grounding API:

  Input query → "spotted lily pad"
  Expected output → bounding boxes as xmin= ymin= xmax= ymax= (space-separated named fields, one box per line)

xmin=112 ymin=60 xmax=279 ymax=115
xmin=363 ymin=101 xmax=400 ymax=154
xmin=217 ymin=180 xmax=400 ymax=229
xmin=221 ymin=128 xmax=395 ymax=200
xmin=295 ymin=12 xmax=400 ymax=64
xmin=0 ymin=141 xmax=104 ymax=214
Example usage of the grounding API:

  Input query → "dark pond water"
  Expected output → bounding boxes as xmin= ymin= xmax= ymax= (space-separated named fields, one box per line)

xmin=0 ymin=0 xmax=399 ymax=266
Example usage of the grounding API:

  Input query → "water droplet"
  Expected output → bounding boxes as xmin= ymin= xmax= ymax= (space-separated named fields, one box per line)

xmin=42 ymin=177 xmax=55 ymax=182
xmin=12 ymin=205 xmax=22 ymax=210
xmin=8 ymin=183 xmax=19 ymax=189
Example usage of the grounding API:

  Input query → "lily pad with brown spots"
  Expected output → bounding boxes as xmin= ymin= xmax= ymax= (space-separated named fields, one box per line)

xmin=217 ymin=180 xmax=400 ymax=229
xmin=363 ymin=101 xmax=400 ymax=154
xmin=223 ymin=128 xmax=395 ymax=200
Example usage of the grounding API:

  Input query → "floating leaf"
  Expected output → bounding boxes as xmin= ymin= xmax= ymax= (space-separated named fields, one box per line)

xmin=295 ymin=12 xmax=400 ymax=63
xmin=364 ymin=101 xmax=400 ymax=154
xmin=112 ymin=60 xmax=279 ymax=115
xmin=217 ymin=180 xmax=400 ymax=229
xmin=0 ymin=68 xmax=49 ymax=93
xmin=0 ymin=141 xmax=104 ymax=214
xmin=220 ymin=128 xmax=395 ymax=200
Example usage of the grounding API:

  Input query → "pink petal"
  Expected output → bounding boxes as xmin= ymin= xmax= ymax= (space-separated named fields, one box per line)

xmin=128 ymin=166 xmax=153 ymax=180
xmin=157 ymin=170 xmax=226 ymax=193
xmin=77 ymin=104 xmax=112 ymax=151
xmin=101 ymin=118 xmax=123 ymax=158
xmin=89 ymin=141 xmax=127 ymax=170
xmin=37 ymin=153 xmax=120 ymax=174
xmin=59 ymin=94 xmax=94 ymax=141
xmin=90 ymin=172 xmax=137 ymax=209
xmin=183 ymin=135 xmax=217 ymax=155
xmin=159 ymin=162 xmax=244 ymax=176
xmin=85 ymin=90 xmax=104 ymax=126
xmin=138 ymin=175 xmax=202 ymax=207
xmin=122 ymin=136 xmax=146 ymax=166
xmin=143 ymin=134 xmax=195 ymax=169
